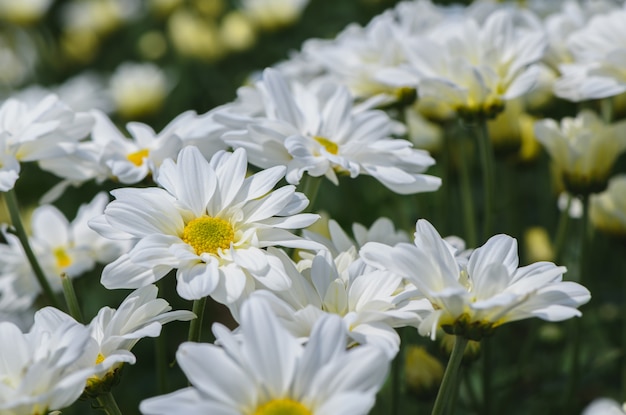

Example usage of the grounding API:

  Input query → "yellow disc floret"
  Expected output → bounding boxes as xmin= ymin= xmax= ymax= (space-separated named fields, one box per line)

xmin=182 ymin=216 xmax=235 ymax=255
xmin=54 ymin=247 xmax=72 ymax=268
xmin=313 ymin=136 xmax=339 ymax=155
xmin=127 ymin=148 xmax=150 ymax=166
xmin=254 ymin=399 xmax=312 ymax=415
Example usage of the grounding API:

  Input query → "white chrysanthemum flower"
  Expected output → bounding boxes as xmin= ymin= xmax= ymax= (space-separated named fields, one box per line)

xmin=91 ymin=146 xmax=321 ymax=303
xmin=39 ymin=108 xmax=228 ymax=202
xmin=534 ymin=110 xmax=626 ymax=194
xmin=246 ymin=248 xmax=429 ymax=358
xmin=554 ymin=8 xmax=626 ymax=101
xmin=590 ymin=174 xmax=626 ymax=238
xmin=241 ymin=0 xmax=310 ymax=30
xmin=0 ymin=94 xmax=93 ymax=191
xmin=0 ymin=307 xmax=100 ymax=414
xmin=582 ymin=398 xmax=626 ymax=415
xmin=542 ymin=0 xmax=619 ymax=70
xmin=220 ymin=68 xmax=441 ymax=194
xmin=361 ymin=219 xmax=591 ymax=340
xmin=140 ymin=295 xmax=390 ymax=415
xmin=87 ymin=285 xmax=195 ymax=378
xmin=383 ymin=9 xmax=547 ymax=118
xmin=0 ymin=193 xmax=131 ymax=312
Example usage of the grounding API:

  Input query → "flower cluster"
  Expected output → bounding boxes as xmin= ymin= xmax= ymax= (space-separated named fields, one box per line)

xmin=3 ymin=0 xmax=624 ymax=413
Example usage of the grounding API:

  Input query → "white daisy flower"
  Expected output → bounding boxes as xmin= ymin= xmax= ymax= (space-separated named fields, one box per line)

xmin=382 ymin=9 xmax=547 ymax=118
xmin=220 ymin=68 xmax=441 ymax=194
xmin=0 ymin=307 xmax=99 ymax=414
xmin=554 ymin=8 xmax=626 ymax=101
xmin=245 ymin=248 xmax=430 ymax=358
xmin=0 ymin=192 xmax=131 ymax=312
xmin=140 ymin=295 xmax=390 ymax=415
xmin=0 ymin=93 xmax=93 ymax=191
xmin=91 ymin=146 xmax=321 ymax=303
xmin=361 ymin=219 xmax=591 ymax=340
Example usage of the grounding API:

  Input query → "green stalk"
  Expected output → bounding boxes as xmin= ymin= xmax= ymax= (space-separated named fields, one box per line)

xmin=61 ymin=273 xmax=84 ymax=323
xmin=187 ymin=297 xmax=207 ymax=343
xmin=475 ymin=117 xmax=496 ymax=241
xmin=299 ymin=175 xmax=322 ymax=212
xmin=601 ymin=97 xmax=613 ymax=123
xmin=553 ymin=195 xmax=572 ymax=263
xmin=563 ymin=194 xmax=589 ymax=413
xmin=95 ymin=392 xmax=123 ymax=415
xmin=457 ymin=133 xmax=478 ymax=248
xmin=391 ymin=328 xmax=406 ymax=415
xmin=4 ymin=189 xmax=63 ymax=309
xmin=481 ymin=337 xmax=492 ymax=415
xmin=431 ymin=336 xmax=469 ymax=415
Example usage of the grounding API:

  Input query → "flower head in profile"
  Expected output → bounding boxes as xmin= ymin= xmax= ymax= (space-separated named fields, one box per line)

xmin=0 ymin=307 xmax=98 ymax=414
xmin=91 ymin=146 xmax=320 ymax=304
xmin=361 ymin=219 xmax=591 ymax=340
xmin=590 ymin=174 xmax=626 ymax=238
xmin=220 ymin=68 xmax=441 ymax=195
xmin=534 ymin=110 xmax=626 ymax=195
xmin=84 ymin=285 xmax=195 ymax=396
xmin=140 ymin=295 xmax=390 ymax=415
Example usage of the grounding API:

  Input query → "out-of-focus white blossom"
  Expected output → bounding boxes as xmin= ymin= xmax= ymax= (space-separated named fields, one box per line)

xmin=534 ymin=110 xmax=626 ymax=194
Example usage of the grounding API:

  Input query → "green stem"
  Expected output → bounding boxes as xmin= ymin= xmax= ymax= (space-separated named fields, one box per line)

xmin=299 ymin=175 xmax=322 ymax=212
xmin=475 ymin=118 xmax=496 ymax=241
xmin=431 ymin=336 xmax=469 ymax=415
xmin=391 ymin=328 xmax=406 ymax=415
xmin=4 ymin=189 xmax=63 ymax=309
xmin=187 ymin=297 xmax=207 ymax=343
xmin=553 ymin=195 xmax=572 ymax=263
xmin=563 ymin=194 xmax=589 ymax=413
xmin=601 ymin=97 xmax=613 ymax=123
xmin=623 ymin=254 xmax=626 ymax=402
xmin=481 ymin=337 xmax=492 ymax=415
xmin=95 ymin=392 xmax=123 ymax=415
xmin=155 ymin=332 xmax=168 ymax=394
xmin=61 ymin=273 xmax=84 ymax=323
xmin=457 ymin=133 xmax=478 ymax=248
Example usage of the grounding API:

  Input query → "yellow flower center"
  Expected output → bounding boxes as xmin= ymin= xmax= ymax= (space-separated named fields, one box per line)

xmin=54 ymin=248 xmax=72 ymax=268
xmin=314 ymin=136 xmax=338 ymax=155
xmin=95 ymin=353 xmax=105 ymax=365
xmin=254 ymin=399 xmax=312 ymax=415
xmin=181 ymin=216 xmax=235 ymax=255
xmin=127 ymin=148 xmax=150 ymax=166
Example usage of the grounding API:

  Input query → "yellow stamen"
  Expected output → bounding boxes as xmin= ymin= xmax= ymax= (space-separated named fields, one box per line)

xmin=181 ymin=216 xmax=235 ymax=255
xmin=54 ymin=248 xmax=72 ymax=268
xmin=254 ymin=399 xmax=312 ymax=415
xmin=95 ymin=353 xmax=105 ymax=364
xmin=127 ymin=148 xmax=150 ymax=166
xmin=314 ymin=136 xmax=339 ymax=155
